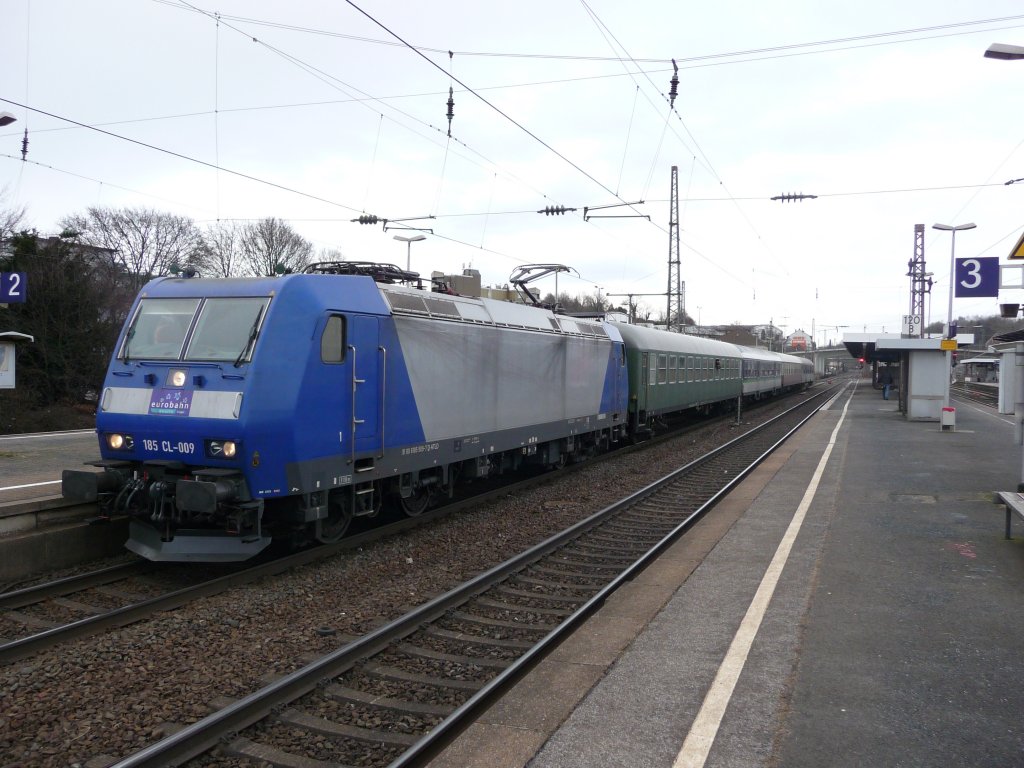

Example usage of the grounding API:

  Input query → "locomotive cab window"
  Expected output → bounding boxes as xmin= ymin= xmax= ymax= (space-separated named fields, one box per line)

xmin=121 ymin=297 xmax=201 ymax=361
xmin=321 ymin=315 xmax=347 ymax=363
xmin=185 ymin=297 xmax=271 ymax=363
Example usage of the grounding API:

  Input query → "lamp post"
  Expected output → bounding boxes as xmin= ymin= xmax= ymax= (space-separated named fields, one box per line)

xmin=932 ymin=223 xmax=976 ymax=339
xmin=932 ymin=222 xmax=976 ymax=412
xmin=393 ymin=234 xmax=426 ymax=272
xmin=0 ymin=112 xmax=16 ymax=127
xmin=985 ymin=43 xmax=1024 ymax=60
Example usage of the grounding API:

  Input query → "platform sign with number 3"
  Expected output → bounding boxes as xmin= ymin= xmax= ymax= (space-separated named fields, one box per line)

xmin=955 ymin=257 xmax=998 ymax=298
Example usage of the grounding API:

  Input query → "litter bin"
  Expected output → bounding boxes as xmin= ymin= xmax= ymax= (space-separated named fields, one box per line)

xmin=941 ymin=406 xmax=956 ymax=431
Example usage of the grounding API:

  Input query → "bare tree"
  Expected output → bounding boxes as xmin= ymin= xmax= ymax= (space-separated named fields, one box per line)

xmin=317 ymin=246 xmax=345 ymax=263
xmin=200 ymin=221 xmax=244 ymax=277
xmin=238 ymin=217 xmax=312 ymax=276
xmin=0 ymin=185 xmax=26 ymax=244
xmin=60 ymin=206 xmax=205 ymax=289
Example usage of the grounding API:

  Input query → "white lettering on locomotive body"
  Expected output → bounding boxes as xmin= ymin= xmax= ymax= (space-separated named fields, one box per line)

xmin=142 ymin=437 xmax=195 ymax=455
xmin=400 ymin=442 xmax=441 ymax=457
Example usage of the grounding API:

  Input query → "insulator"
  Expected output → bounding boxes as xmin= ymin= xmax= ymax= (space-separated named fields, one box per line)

xmin=668 ymin=59 xmax=679 ymax=108
xmin=20 ymin=128 xmax=28 ymax=161
xmin=539 ymin=205 xmax=567 ymax=216
xmin=446 ymin=87 xmax=455 ymax=138
xmin=354 ymin=214 xmax=379 ymax=225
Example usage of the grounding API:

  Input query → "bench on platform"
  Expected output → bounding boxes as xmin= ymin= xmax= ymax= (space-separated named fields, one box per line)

xmin=994 ymin=491 xmax=1024 ymax=539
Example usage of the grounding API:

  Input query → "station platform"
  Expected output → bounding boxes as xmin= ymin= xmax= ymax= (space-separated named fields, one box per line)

xmin=433 ymin=376 xmax=1024 ymax=767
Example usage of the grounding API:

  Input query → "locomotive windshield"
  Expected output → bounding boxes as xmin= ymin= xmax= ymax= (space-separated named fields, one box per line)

xmin=122 ymin=298 xmax=200 ymax=360
xmin=121 ymin=296 xmax=270 ymax=363
xmin=185 ymin=297 xmax=269 ymax=363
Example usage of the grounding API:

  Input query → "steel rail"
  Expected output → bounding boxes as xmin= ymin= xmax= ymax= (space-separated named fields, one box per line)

xmin=0 ymin=560 xmax=151 ymax=608
xmin=1 ymin=384 xmax=830 ymax=667
xmin=0 ymin=508 xmax=454 ymax=666
xmin=108 ymin=385 xmax=837 ymax=768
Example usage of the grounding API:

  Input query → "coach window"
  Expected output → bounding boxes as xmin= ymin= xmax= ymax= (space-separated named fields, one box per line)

xmin=669 ymin=355 xmax=677 ymax=383
xmin=321 ymin=315 xmax=347 ymax=363
xmin=657 ymin=354 xmax=668 ymax=384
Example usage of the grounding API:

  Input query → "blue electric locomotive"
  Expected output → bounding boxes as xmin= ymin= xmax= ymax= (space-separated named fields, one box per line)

xmin=63 ymin=263 xmax=629 ymax=561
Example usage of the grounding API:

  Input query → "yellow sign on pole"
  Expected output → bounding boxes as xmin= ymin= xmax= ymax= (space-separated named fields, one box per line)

xmin=940 ymin=339 xmax=957 ymax=351
xmin=1010 ymin=230 xmax=1024 ymax=260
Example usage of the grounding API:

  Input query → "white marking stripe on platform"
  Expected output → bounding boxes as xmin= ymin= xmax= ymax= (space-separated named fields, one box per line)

xmin=673 ymin=385 xmax=854 ymax=768
xmin=2 ymin=480 xmax=61 ymax=492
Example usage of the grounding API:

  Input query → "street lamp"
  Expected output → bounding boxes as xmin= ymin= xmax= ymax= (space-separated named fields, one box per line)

xmin=0 ymin=112 xmax=16 ymax=127
xmin=393 ymin=234 xmax=426 ymax=272
xmin=932 ymin=222 xmax=976 ymax=339
xmin=933 ymin=222 xmax=976 ymax=412
xmin=985 ymin=43 xmax=1024 ymax=60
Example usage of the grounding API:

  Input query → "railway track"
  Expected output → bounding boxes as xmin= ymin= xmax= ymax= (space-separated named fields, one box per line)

xmin=950 ymin=381 xmax=998 ymax=408
xmin=1 ymin=386 xmax=829 ymax=669
xmin=106 ymin=385 xmax=836 ymax=767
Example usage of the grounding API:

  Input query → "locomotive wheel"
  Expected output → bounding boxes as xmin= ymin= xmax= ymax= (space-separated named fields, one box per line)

xmin=316 ymin=498 xmax=352 ymax=544
xmin=400 ymin=487 xmax=432 ymax=517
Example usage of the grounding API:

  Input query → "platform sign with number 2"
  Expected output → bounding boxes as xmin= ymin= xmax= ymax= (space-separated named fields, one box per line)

xmin=0 ymin=272 xmax=26 ymax=303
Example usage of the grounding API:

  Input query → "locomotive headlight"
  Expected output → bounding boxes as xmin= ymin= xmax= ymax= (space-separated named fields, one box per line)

xmin=169 ymin=369 xmax=188 ymax=388
xmin=106 ymin=433 xmax=134 ymax=451
xmin=206 ymin=439 xmax=238 ymax=459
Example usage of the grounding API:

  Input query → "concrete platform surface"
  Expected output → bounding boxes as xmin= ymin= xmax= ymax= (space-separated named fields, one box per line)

xmin=431 ymin=378 xmax=1024 ymax=768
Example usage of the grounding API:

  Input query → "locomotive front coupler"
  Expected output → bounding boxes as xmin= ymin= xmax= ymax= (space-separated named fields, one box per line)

xmin=62 ymin=460 xmax=134 ymax=503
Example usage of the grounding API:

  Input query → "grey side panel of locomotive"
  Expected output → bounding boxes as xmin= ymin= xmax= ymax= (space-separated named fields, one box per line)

xmin=393 ymin=315 xmax=613 ymax=442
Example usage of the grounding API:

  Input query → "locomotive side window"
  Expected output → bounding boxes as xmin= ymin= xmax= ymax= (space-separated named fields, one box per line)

xmin=185 ymin=297 xmax=270 ymax=363
xmin=122 ymin=297 xmax=201 ymax=360
xmin=321 ymin=315 xmax=347 ymax=363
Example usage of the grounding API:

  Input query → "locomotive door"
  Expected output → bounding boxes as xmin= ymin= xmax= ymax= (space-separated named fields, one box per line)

xmin=348 ymin=315 xmax=381 ymax=456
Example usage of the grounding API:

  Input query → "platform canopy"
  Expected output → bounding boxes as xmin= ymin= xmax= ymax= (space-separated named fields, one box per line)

xmin=842 ymin=333 xmax=904 ymax=364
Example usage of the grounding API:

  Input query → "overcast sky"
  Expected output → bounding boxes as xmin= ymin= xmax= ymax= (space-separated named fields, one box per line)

xmin=3 ymin=1 xmax=1024 ymax=342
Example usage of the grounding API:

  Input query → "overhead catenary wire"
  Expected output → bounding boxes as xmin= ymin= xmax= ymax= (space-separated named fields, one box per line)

xmin=150 ymin=2 xmax=1024 ymax=67
xmin=0 ymin=98 xmax=365 ymax=216
xmin=165 ymin=0 xmax=570 ymax=217
xmin=340 ymin=0 xmax=644 ymax=218
xmin=16 ymin=1 xmax=1024 ymax=319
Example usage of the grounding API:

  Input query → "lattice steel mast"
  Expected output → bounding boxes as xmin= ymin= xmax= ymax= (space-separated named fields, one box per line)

xmin=668 ymin=165 xmax=684 ymax=332
xmin=906 ymin=223 xmax=932 ymax=338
